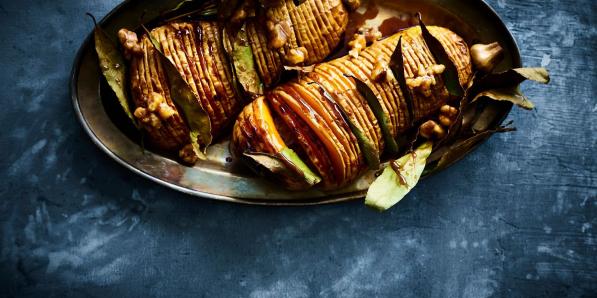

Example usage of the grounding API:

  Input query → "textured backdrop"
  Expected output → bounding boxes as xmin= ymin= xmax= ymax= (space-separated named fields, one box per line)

xmin=0 ymin=0 xmax=595 ymax=297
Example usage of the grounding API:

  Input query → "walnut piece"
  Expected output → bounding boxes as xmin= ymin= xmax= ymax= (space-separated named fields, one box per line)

xmin=285 ymin=47 xmax=307 ymax=65
xmin=118 ymin=29 xmax=143 ymax=59
xmin=364 ymin=27 xmax=382 ymax=44
xmin=348 ymin=34 xmax=366 ymax=59
xmin=420 ymin=120 xmax=445 ymax=140
xmin=438 ymin=104 xmax=459 ymax=126
xmin=371 ymin=57 xmax=388 ymax=82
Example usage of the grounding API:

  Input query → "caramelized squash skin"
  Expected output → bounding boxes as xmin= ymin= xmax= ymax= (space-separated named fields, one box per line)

xmin=232 ymin=26 xmax=473 ymax=189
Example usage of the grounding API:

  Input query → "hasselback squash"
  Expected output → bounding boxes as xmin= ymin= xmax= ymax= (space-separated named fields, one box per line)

xmin=231 ymin=26 xmax=474 ymax=189
xmin=118 ymin=0 xmax=351 ymax=161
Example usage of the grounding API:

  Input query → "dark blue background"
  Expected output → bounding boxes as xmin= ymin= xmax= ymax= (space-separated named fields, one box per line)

xmin=0 ymin=0 xmax=595 ymax=297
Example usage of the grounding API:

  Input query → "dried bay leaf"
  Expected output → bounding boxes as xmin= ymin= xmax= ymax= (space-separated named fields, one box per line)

xmin=473 ymin=86 xmax=535 ymax=110
xmin=418 ymin=14 xmax=463 ymax=97
xmin=89 ymin=14 xmax=136 ymax=126
xmin=476 ymin=67 xmax=550 ymax=90
xmin=389 ymin=36 xmax=415 ymax=125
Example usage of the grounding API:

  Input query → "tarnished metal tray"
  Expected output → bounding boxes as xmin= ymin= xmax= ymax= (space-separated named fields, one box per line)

xmin=71 ymin=0 xmax=520 ymax=205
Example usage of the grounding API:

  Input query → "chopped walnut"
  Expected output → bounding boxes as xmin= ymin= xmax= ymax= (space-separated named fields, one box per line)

xmin=371 ymin=57 xmax=388 ymax=82
xmin=149 ymin=114 xmax=162 ymax=129
xmin=148 ymin=92 xmax=165 ymax=112
xmin=134 ymin=107 xmax=148 ymax=122
xmin=269 ymin=22 xmax=289 ymax=49
xmin=118 ymin=29 xmax=143 ymax=59
xmin=158 ymin=103 xmax=176 ymax=120
xmin=420 ymin=120 xmax=445 ymax=140
xmin=364 ymin=27 xmax=382 ymax=44
xmin=285 ymin=47 xmax=307 ymax=65
xmin=431 ymin=64 xmax=446 ymax=75
xmin=348 ymin=34 xmax=366 ymax=59
xmin=406 ymin=64 xmax=446 ymax=97
xmin=417 ymin=64 xmax=427 ymax=77
xmin=438 ymin=104 xmax=459 ymax=126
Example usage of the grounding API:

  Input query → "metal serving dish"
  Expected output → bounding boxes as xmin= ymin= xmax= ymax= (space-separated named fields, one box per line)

xmin=71 ymin=0 xmax=520 ymax=205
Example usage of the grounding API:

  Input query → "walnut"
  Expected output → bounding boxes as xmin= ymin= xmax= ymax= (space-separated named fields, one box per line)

xmin=406 ymin=64 xmax=446 ymax=97
xmin=371 ymin=57 xmax=388 ymax=82
xmin=285 ymin=47 xmax=307 ymax=65
xmin=364 ymin=27 xmax=382 ymax=44
xmin=157 ymin=103 xmax=176 ymax=120
xmin=268 ymin=22 xmax=289 ymax=49
xmin=118 ymin=29 xmax=143 ymax=59
xmin=348 ymin=34 xmax=366 ymax=59
xmin=134 ymin=107 xmax=146 ymax=119
xmin=430 ymin=64 xmax=446 ymax=75
xmin=438 ymin=104 xmax=459 ymax=126
xmin=149 ymin=113 xmax=162 ymax=129
xmin=417 ymin=64 xmax=427 ymax=77
xmin=148 ymin=92 xmax=165 ymax=112
xmin=420 ymin=120 xmax=445 ymax=140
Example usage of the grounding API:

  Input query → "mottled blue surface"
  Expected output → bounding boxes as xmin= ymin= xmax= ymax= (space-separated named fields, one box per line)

xmin=0 ymin=0 xmax=596 ymax=297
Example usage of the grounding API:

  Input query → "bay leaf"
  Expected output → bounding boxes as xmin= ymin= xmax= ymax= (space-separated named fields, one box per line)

xmin=309 ymin=82 xmax=381 ymax=170
xmin=418 ymin=14 xmax=463 ymax=97
xmin=346 ymin=74 xmax=400 ymax=155
xmin=365 ymin=141 xmax=433 ymax=211
xmin=89 ymin=14 xmax=136 ymax=126
xmin=224 ymin=24 xmax=264 ymax=97
xmin=243 ymin=147 xmax=321 ymax=190
xmin=476 ymin=67 xmax=550 ymax=90
xmin=143 ymin=26 xmax=212 ymax=159
xmin=472 ymin=86 xmax=535 ymax=110
xmin=389 ymin=36 xmax=415 ymax=125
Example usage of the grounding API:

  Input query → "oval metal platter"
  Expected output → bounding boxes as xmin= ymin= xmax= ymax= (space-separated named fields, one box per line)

xmin=71 ymin=0 xmax=520 ymax=205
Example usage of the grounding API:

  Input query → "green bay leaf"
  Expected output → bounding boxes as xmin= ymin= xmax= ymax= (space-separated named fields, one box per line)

xmin=365 ymin=141 xmax=433 ymax=211
xmin=346 ymin=74 xmax=400 ymax=155
xmin=310 ymin=82 xmax=380 ymax=170
xmin=243 ymin=147 xmax=321 ymax=190
xmin=225 ymin=24 xmax=263 ymax=97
